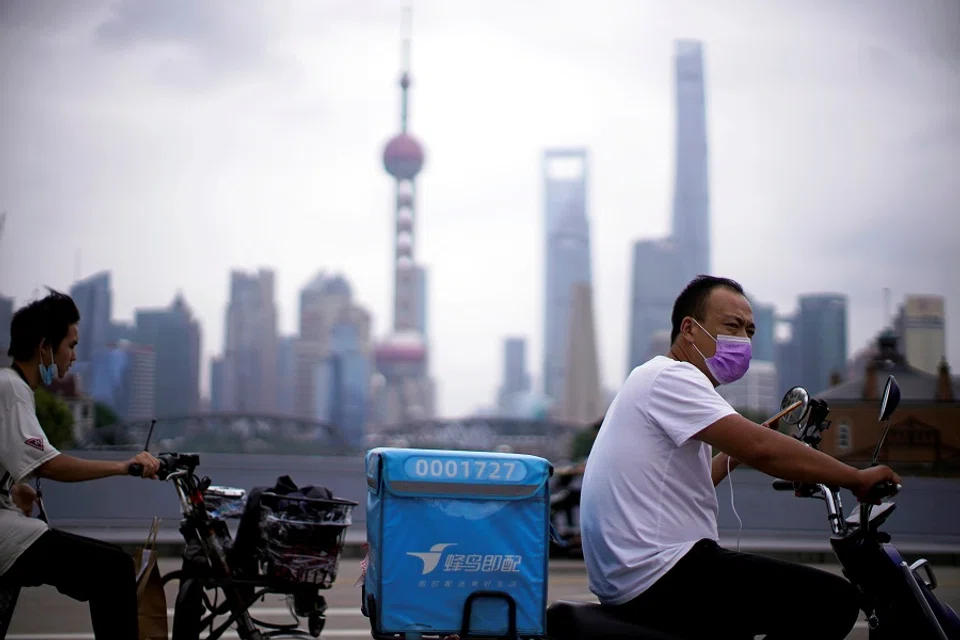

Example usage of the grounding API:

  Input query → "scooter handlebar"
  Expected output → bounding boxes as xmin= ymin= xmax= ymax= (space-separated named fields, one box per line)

xmin=127 ymin=454 xmax=182 ymax=479
xmin=863 ymin=480 xmax=901 ymax=503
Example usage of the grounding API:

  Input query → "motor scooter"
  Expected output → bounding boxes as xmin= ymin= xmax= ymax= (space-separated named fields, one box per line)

xmin=546 ymin=374 xmax=960 ymax=639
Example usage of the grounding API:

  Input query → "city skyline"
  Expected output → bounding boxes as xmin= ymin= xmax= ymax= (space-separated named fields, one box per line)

xmin=1 ymin=0 xmax=957 ymax=416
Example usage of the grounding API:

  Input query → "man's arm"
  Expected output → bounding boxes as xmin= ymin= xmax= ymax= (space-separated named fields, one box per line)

xmin=710 ymin=418 xmax=779 ymax=486
xmin=695 ymin=413 xmax=898 ymax=497
xmin=35 ymin=454 xmax=128 ymax=483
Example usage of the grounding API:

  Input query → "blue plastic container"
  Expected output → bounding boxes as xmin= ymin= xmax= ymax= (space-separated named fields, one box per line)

xmin=363 ymin=447 xmax=554 ymax=639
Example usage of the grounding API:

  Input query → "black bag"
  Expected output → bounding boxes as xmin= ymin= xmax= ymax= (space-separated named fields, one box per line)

xmin=227 ymin=476 xmax=333 ymax=583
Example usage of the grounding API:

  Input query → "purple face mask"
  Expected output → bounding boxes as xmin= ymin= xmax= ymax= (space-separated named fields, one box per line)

xmin=692 ymin=320 xmax=752 ymax=385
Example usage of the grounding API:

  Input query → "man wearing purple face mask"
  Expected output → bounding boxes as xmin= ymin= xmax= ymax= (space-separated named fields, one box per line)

xmin=578 ymin=275 xmax=900 ymax=640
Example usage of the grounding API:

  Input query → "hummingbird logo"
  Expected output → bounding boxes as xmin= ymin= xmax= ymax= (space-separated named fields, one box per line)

xmin=406 ymin=543 xmax=456 ymax=574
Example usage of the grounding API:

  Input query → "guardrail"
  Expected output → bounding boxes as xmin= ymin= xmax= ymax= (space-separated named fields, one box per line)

xmin=39 ymin=450 xmax=960 ymax=562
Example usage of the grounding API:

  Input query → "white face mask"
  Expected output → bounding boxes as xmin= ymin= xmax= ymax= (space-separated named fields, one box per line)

xmin=39 ymin=346 xmax=58 ymax=385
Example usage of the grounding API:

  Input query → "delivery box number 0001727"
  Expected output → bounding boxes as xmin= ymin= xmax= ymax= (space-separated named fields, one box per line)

xmin=403 ymin=456 xmax=528 ymax=483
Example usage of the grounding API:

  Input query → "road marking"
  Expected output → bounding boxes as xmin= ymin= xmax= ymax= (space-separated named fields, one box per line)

xmin=8 ymin=632 xmax=370 ymax=640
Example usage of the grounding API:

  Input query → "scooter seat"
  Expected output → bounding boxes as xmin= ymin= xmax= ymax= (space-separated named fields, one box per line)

xmin=547 ymin=600 xmax=682 ymax=640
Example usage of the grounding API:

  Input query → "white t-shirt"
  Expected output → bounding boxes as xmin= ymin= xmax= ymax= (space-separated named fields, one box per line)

xmin=0 ymin=368 xmax=60 ymax=576
xmin=579 ymin=356 xmax=737 ymax=606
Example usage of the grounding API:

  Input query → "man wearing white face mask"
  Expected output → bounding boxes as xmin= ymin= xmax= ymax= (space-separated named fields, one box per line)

xmin=579 ymin=275 xmax=901 ymax=639
xmin=0 ymin=289 xmax=160 ymax=639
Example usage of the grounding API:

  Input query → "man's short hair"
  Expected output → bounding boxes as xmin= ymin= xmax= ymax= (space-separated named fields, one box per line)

xmin=7 ymin=289 xmax=81 ymax=361
xmin=670 ymin=275 xmax=745 ymax=344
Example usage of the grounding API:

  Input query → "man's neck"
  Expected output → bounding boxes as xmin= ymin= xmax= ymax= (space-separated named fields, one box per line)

xmin=11 ymin=359 xmax=41 ymax=390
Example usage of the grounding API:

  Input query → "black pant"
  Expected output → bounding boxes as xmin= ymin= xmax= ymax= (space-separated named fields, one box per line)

xmin=613 ymin=539 xmax=860 ymax=639
xmin=4 ymin=529 xmax=138 ymax=640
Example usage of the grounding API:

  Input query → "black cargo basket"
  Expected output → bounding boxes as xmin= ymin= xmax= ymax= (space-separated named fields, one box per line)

xmin=256 ymin=491 xmax=358 ymax=589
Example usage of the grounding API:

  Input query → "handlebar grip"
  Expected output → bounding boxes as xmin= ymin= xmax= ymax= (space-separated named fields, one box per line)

xmin=128 ymin=463 xmax=144 ymax=477
xmin=864 ymin=480 xmax=901 ymax=503
xmin=772 ymin=480 xmax=796 ymax=491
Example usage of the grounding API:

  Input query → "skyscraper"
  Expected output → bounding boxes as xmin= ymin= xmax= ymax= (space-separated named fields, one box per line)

xmin=671 ymin=40 xmax=712 ymax=282
xmin=542 ymin=148 xmax=592 ymax=404
xmin=374 ymin=8 xmax=434 ymax=423
xmin=559 ymin=283 xmax=602 ymax=424
xmin=895 ymin=295 xmax=946 ymax=375
xmin=69 ymin=271 xmax=112 ymax=362
xmin=222 ymin=269 xmax=278 ymax=413
xmin=0 ymin=294 xmax=13 ymax=363
xmin=497 ymin=337 xmax=532 ymax=413
xmin=626 ymin=239 xmax=683 ymax=373
xmin=135 ymin=294 xmax=202 ymax=417
xmin=295 ymin=272 xmax=373 ymax=423
xmin=794 ymin=293 xmax=848 ymax=393
xmin=626 ymin=40 xmax=713 ymax=377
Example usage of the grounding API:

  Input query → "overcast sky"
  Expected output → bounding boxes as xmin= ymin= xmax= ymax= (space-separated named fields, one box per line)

xmin=1 ymin=0 xmax=958 ymax=417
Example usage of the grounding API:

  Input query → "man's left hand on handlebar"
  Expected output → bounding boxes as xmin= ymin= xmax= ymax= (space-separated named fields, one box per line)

xmin=125 ymin=451 xmax=161 ymax=479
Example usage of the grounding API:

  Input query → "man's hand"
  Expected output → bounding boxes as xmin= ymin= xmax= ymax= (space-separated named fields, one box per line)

xmin=853 ymin=465 xmax=902 ymax=504
xmin=11 ymin=483 xmax=37 ymax=516
xmin=125 ymin=451 xmax=162 ymax=479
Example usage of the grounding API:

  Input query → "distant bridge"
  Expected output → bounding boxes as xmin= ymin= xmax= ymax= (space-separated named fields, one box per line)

xmin=86 ymin=413 xmax=350 ymax=454
xmin=84 ymin=414 xmax=588 ymax=461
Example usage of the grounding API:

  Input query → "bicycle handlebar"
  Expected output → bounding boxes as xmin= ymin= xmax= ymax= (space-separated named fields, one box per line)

xmin=127 ymin=453 xmax=199 ymax=479
xmin=864 ymin=480 xmax=901 ymax=503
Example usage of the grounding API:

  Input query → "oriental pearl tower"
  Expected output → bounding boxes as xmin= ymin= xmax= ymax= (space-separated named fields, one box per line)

xmin=373 ymin=7 xmax=435 ymax=425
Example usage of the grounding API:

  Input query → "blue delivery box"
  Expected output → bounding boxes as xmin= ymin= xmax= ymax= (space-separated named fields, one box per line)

xmin=363 ymin=447 xmax=554 ymax=639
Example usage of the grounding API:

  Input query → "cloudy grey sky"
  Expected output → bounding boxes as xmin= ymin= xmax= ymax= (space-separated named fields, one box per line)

xmin=1 ymin=0 xmax=958 ymax=417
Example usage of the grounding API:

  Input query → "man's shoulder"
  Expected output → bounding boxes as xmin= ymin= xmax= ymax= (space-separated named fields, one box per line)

xmin=627 ymin=356 xmax=708 ymax=393
xmin=0 ymin=369 xmax=33 ymax=411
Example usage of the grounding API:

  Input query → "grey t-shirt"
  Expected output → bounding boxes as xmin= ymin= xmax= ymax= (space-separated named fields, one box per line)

xmin=0 ymin=368 xmax=60 ymax=575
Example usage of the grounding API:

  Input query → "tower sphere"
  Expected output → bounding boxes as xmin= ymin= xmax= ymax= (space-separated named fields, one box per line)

xmin=383 ymin=133 xmax=424 ymax=180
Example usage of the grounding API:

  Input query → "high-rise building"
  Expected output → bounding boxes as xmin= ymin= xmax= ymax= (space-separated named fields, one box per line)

xmin=497 ymin=337 xmax=532 ymax=413
xmin=209 ymin=357 xmax=225 ymax=412
xmin=895 ymin=295 xmax=946 ymax=375
xmin=794 ymin=294 xmax=848 ymax=394
xmin=276 ymin=336 xmax=297 ymax=416
xmin=717 ymin=361 xmax=779 ymax=414
xmin=314 ymin=321 xmax=370 ymax=449
xmin=749 ymin=297 xmax=777 ymax=364
xmin=626 ymin=40 xmax=713 ymax=377
xmin=559 ymin=283 xmax=602 ymax=424
xmin=0 ymin=294 xmax=13 ymax=363
xmin=375 ymin=8 xmax=434 ymax=424
xmin=135 ymin=293 xmax=202 ymax=417
xmin=295 ymin=272 xmax=372 ymax=423
xmin=222 ymin=269 xmax=278 ymax=413
xmin=542 ymin=148 xmax=592 ymax=404
xmin=671 ymin=40 xmax=711 ymax=283
xmin=626 ymin=239 xmax=683 ymax=374
xmin=69 ymin=271 xmax=112 ymax=362
xmin=87 ymin=341 xmax=156 ymax=421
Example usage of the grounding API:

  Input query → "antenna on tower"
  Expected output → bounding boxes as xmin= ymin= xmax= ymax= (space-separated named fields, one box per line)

xmin=398 ymin=6 xmax=413 ymax=134
xmin=0 ymin=212 xmax=6 ymax=245
xmin=401 ymin=6 xmax=412 ymax=74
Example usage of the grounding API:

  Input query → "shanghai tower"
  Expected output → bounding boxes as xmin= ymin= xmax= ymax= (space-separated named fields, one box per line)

xmin=671 ymin=40 xmax=711 ymax=281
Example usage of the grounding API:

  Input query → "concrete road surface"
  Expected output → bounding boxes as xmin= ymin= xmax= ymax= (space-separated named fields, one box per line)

xmin=7 ymin=559 xmax=959 ymax=639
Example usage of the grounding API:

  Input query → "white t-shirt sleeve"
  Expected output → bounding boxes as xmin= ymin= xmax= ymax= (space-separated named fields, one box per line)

xmin=0 ymin=397 xmax=60 ymax=484
xmin=642 ymin=363 xmax=738 ymax=447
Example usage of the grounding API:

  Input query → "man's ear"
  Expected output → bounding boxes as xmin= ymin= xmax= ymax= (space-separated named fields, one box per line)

xmin=680 ymin=317 xmax=696 ymax=344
